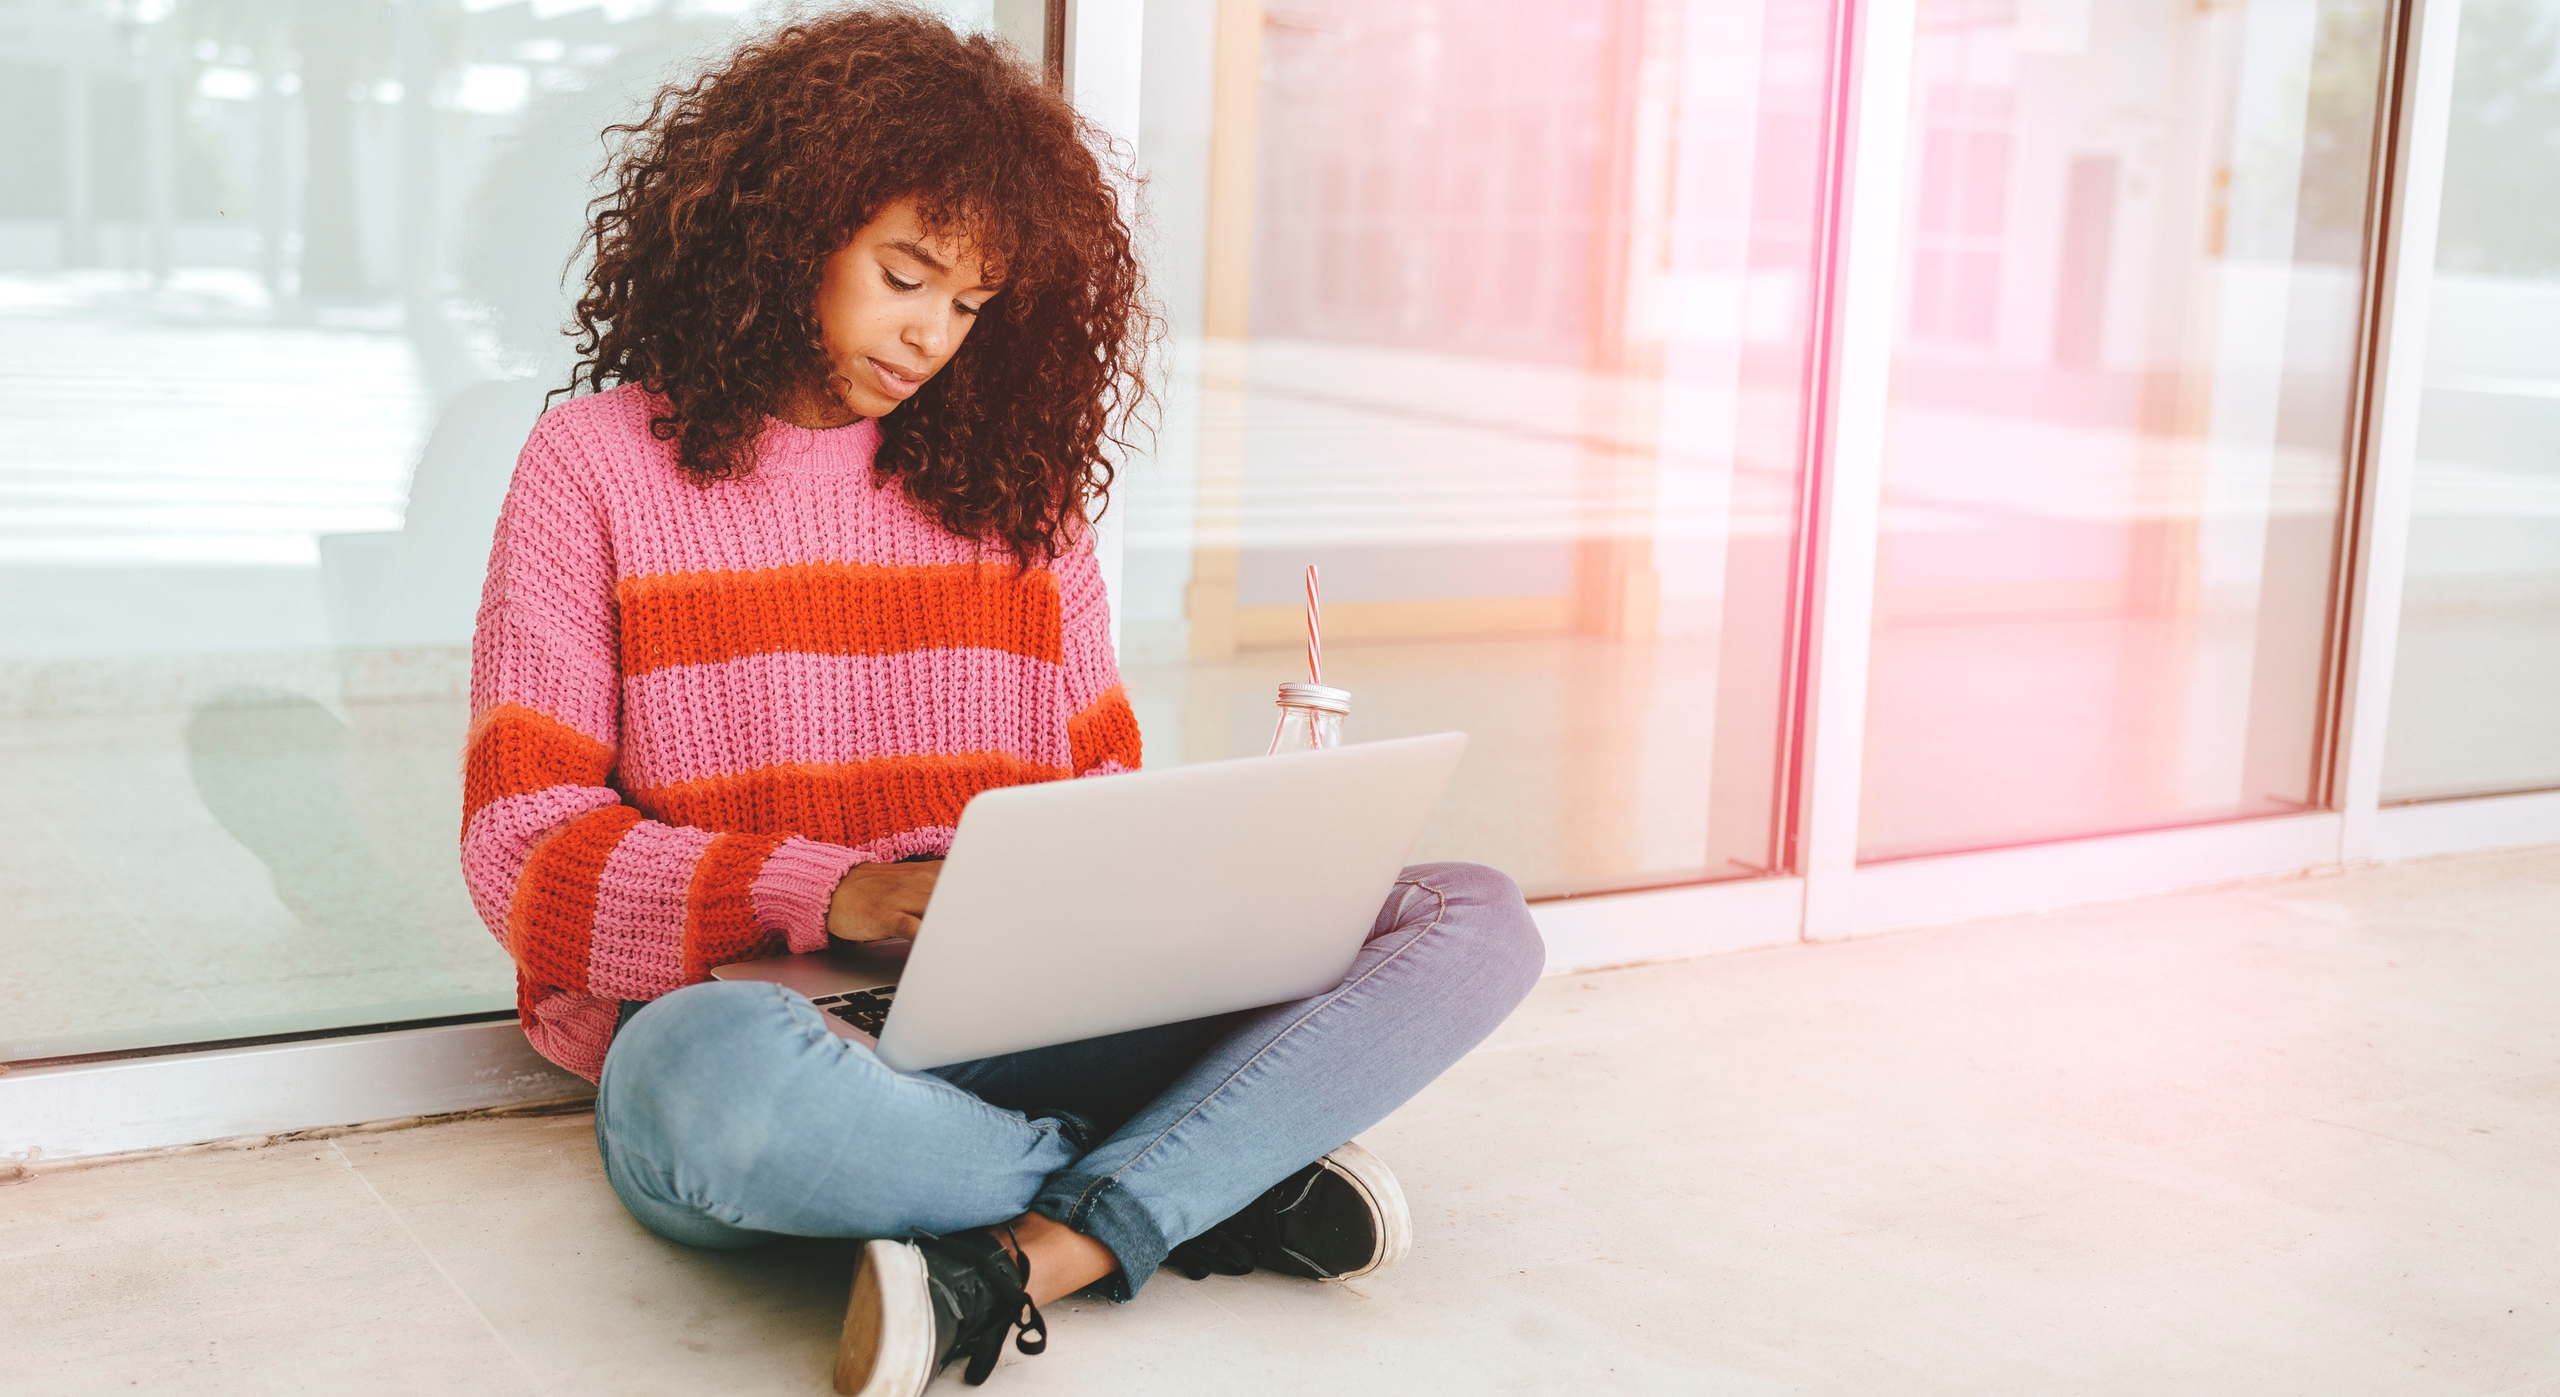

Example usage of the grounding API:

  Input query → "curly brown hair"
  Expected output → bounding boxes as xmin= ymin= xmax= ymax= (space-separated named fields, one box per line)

xmin=566 ymin=5 xmax=1151 ymax=562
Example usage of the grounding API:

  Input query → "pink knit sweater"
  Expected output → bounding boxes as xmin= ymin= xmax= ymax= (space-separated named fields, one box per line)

xmin=463 ymin=385 xmax=1140 ymax=1081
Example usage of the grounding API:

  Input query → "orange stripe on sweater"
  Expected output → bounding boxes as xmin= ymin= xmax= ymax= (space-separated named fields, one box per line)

xmin=683 ymin=832 xmax=786 ymax=983
xmin=616 ymin=562 xmax=1064 ymax=674
xmin=506 ymin=804 xmax=641 ymax=993
xmin=1069 ymin=685 xmax=1142 ymax=775
xmin=632 ymin=751 xmax=1068 ymax=848
xmin=464 ymin=703 xmax=615 ymax=826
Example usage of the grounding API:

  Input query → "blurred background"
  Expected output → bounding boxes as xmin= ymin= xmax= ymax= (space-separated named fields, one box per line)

xmin=2 ymin=0 xmax=2553 ymax=1062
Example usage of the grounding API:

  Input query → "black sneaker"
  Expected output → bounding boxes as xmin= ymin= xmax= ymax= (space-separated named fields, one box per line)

xmin=1166 ymin=1140 xmax=1414 ymax=1283
xmin=834 ymin=1228 xmax=1046 ymax=1395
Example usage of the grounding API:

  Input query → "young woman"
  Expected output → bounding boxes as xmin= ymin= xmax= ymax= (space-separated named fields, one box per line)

xmin=462 ymin=11 xmax=1542 ymax=1394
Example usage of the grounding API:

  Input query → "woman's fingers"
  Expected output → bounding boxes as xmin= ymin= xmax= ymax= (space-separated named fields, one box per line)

xmin=827 ymin=858 xmax=944 ymax=941
xmin=887 ymin=863 xmax=940 ymax=916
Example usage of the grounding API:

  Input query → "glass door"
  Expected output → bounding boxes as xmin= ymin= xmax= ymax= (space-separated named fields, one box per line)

xmin=1855 ymin=0 xmax=2397 ymax=862
xmin=2380 ymin=0 xmax=2560 ymax=804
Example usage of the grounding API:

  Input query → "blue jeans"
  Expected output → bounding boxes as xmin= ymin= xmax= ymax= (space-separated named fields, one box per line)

xmin=593 ymin=861 xmax=1544 ymax=1300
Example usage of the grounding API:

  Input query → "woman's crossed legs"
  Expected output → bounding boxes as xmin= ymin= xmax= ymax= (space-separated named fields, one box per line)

xmin=593 ymin=861 xmax=1545 ymax=1300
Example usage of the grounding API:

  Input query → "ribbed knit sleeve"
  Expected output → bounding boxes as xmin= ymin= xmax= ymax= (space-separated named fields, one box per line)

xmin=1057 ymin=529 xmax=1142 ymax=777
xmin=460 ymin=417 xmax=864 ymax=1081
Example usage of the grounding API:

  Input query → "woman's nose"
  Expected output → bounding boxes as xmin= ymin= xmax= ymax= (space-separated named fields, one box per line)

xmin=906 ymin=312 xmax=950 ymax=360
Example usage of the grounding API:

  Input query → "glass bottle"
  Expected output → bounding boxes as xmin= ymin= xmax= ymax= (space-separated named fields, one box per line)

xmin=1268 ymin=682 xmax=1351 ymax=754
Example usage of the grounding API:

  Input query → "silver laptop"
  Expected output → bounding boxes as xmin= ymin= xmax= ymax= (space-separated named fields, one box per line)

xmin=708 ymin=732 xmax=1467 ymax=1071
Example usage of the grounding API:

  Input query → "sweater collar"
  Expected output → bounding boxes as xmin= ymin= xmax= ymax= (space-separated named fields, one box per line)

xmin=759 ymin=414 xmax=882 ymax=471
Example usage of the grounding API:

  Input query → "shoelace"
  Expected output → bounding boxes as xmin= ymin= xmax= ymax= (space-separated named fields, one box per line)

xmin=914 ymin=1227 xmax=1048 ymax=1386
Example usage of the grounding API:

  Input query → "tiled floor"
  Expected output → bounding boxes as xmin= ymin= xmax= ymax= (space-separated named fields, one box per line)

xmin=8 ymin=845 xmax=2559 ymax=1395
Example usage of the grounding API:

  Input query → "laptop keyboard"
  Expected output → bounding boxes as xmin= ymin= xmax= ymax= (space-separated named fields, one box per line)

xmin=810 ymin=985 xmax=896 ymax=1037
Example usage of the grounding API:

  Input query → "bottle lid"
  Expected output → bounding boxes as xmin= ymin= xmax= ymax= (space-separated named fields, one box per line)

xmin=1276 ymin=682 xmax=1352 ymax=714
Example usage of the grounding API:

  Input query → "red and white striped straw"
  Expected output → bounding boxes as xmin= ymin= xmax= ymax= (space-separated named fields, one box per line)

xmin=1304 ymin=563 xmax=1323 ymax=686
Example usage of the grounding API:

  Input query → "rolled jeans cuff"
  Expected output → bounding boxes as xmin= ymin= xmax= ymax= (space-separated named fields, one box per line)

xmin=1027 ymin=1173 xmax=1169 ymax=1303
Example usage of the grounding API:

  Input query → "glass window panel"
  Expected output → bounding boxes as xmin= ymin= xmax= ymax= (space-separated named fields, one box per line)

xmin=2379 ymin=0 xmax=2560 ymax=804
xmin=1857 ymin=0 xmax=2390 ymax=861
xmin=1126 ymin=0 xmax=1834 ymax=897
xmin=0 ymin=1 xmax=1044 ymax=1063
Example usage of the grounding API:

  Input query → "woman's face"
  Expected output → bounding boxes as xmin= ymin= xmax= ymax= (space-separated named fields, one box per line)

xmin=808 ymin=196 xmax=998 ymax=421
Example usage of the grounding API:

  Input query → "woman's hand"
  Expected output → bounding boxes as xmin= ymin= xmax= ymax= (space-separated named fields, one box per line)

xmin=827 ymin=859 xmax=941 ymax=943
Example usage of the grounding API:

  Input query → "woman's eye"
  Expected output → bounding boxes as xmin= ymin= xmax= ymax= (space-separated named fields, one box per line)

xmin=956 ymin=301 xmax=984 ymax=317
xmin=882 ymin=270 xmax=921 ymax=293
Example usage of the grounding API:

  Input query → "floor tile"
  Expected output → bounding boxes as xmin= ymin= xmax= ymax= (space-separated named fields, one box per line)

xmin=0 ymin=1142 xmax=535 ymax=1396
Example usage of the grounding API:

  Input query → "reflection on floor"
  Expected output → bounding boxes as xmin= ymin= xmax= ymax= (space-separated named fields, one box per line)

xmin=0 ymin=669 xmax=507 ymax=1060
xmin=8 ymin=846 xmax=2557 ymax=1393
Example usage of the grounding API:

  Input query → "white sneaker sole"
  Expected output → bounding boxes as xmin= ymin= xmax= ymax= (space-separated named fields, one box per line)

xmin=1315 ymin=1140 xmax=1413 ymax=1281
xmin=835 ymin=1239 xmax=937 ymax=1397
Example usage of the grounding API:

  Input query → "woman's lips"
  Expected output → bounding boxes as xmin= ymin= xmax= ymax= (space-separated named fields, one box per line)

xmin=867 ymin=356 xmax=925 ymax=400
